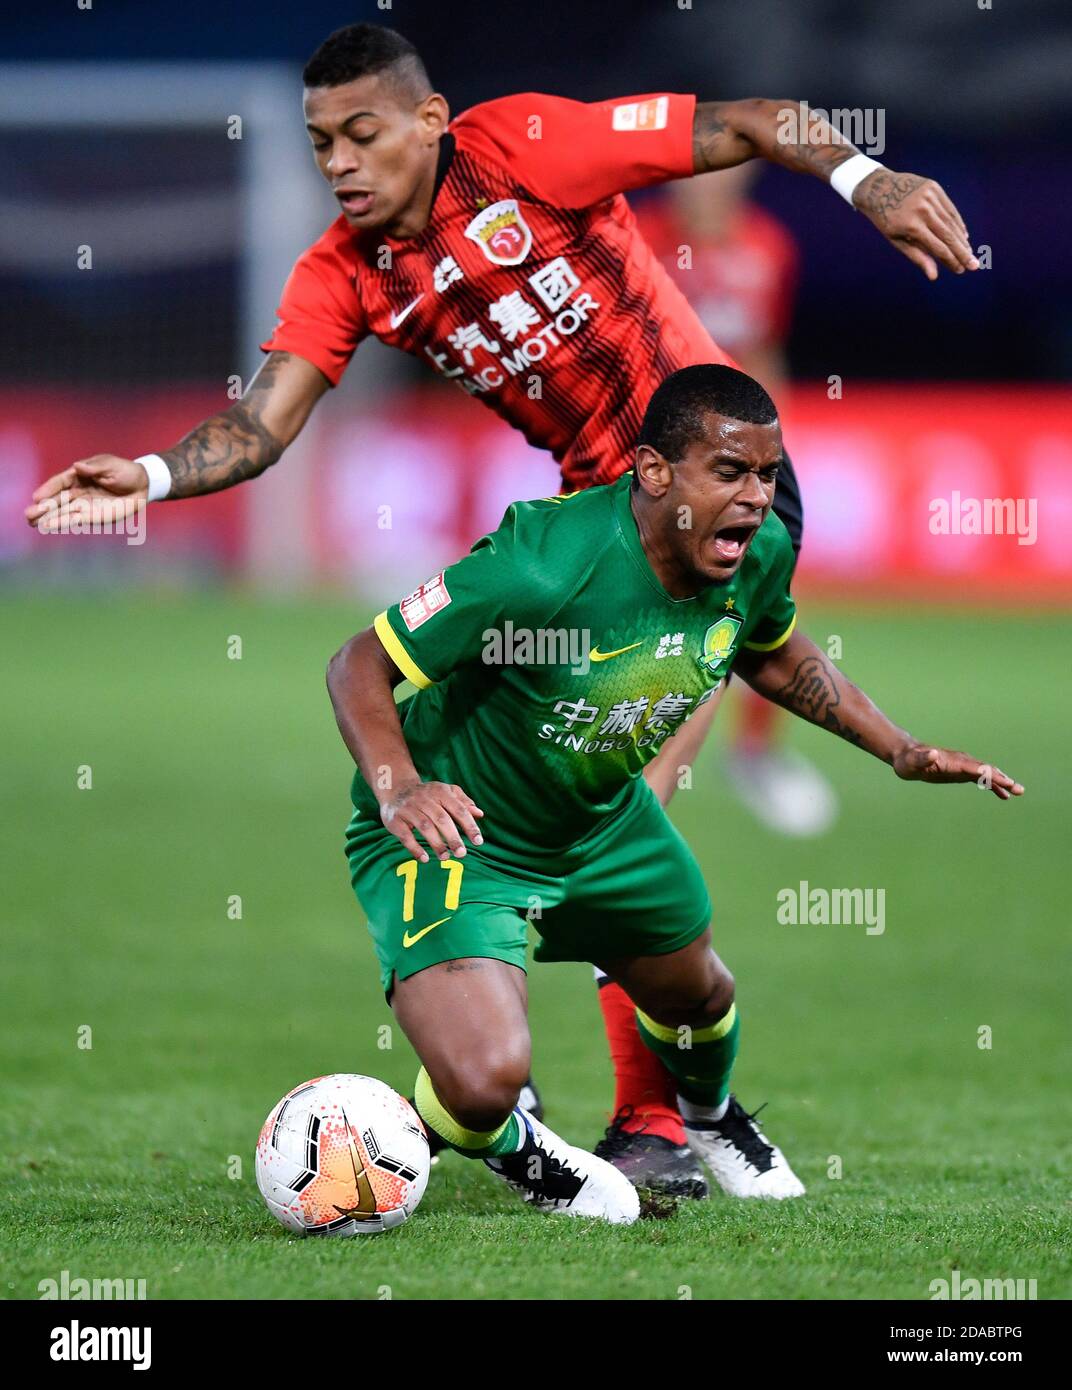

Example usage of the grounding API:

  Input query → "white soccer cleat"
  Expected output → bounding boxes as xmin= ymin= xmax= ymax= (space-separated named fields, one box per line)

xmin=724 ymin=748 xmax=838 ymax=838
xmin=684 ymin=1095 xmax=805 ymax=1200
xmin=485 ymin=1109 xmax=641 ymax=1224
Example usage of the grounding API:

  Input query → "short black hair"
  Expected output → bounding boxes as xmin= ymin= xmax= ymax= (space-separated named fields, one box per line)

xmin=637 ymin=364 xmax=778 ymax=468
xmin=302 ymin=23 xmax=431 ymax=99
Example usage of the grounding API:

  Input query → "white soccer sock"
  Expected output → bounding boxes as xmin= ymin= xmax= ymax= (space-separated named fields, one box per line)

xmin=678 ymin=1094 xmax=729 ymax=1124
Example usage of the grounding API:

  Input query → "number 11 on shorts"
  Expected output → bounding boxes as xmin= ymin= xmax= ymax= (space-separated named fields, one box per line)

xmin=395 ymin=858 xmax=465 ymax=922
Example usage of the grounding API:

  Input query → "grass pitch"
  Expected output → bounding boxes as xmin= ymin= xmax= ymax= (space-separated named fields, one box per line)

xmin=1 ymin=594 xmax=1068 ymax=1300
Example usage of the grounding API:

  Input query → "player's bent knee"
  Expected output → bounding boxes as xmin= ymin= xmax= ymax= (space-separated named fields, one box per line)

xmin=704 ymin=965 xmax=735 ymax=1023
xmin=644 ymin=962 xmax=735 ymax=1030
xmin=433 ymin=1044 xmax=530 ymax=1134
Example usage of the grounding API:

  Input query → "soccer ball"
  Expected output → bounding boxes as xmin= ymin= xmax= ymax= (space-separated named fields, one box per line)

xmin=256 ymin=1074 xmax=430 ymax=1236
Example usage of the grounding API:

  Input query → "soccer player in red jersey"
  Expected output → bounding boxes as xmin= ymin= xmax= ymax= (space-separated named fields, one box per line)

xmin=27 ymin=23 xmax=980 ymax=1199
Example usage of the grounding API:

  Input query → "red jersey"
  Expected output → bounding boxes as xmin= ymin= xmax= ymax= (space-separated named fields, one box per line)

xmin=633 ymin=199 xmax=798 ymax=356
xmin=261 ymin=92 xmax=734 ymax=489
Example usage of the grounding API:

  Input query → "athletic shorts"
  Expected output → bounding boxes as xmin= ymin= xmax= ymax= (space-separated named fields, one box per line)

xmin=345 ymin=780 xmax=712 ymax=995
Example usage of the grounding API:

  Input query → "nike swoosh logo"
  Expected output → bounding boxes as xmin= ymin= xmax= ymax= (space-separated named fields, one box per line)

xmin=589 ymin=642 xmax=643 ymax=663
xmin=402 ymin=916 xmax=451 ymax=948
xmin=390 ymin=295 xmax=425 ymax=329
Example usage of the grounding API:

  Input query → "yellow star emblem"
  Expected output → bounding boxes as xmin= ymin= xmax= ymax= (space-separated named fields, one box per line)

xmin=725 ymin=598 xmax=736 ymax=611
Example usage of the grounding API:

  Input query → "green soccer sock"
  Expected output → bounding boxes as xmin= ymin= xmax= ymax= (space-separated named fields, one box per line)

xmin=413 ymin=1066 xmax=522 ymax=1158
xmin=635 ymin=1002 xmax=740 ymax=1108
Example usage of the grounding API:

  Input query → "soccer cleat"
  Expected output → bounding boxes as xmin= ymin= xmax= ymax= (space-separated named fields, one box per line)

xmin=485 ymin=1108 xmax=641 ymax=1224
xmin=724 ymin=748 xmax=838 ymax=838
xmin=684 ymin=1095 xmax=805 ymax=1199
xmin=594 ymin=1106 xmax=708 ymax=1199
xmin=422 ymin=1075 xmax=544 ymax=1164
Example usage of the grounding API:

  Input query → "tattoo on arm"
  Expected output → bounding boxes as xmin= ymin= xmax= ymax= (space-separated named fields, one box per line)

xmin=160 ymin=352 xmax=292 ymax=498
xmin=692 ymin=99 xmax=859 ymax=180
xmin=773 ymin=654 xmax=865 ymax=748
xmin=692 ymin=102 xmax=729 ymax=171
xmin=852 ymin=170 xmax=927 ymax=225
xmin=779 ymin=137 xmax=857 ymax=181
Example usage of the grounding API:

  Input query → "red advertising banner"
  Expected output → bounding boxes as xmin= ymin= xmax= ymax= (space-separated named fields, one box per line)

xmin=314 ymin=384 xmax=1072 ymax=603
xmin=781 ymin=385 xmax=1072 ymax=601
xmin=7 ymin=384 xmax=1071 ymax=603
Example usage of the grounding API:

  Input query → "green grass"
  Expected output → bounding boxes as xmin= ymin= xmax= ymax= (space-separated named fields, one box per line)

xmin=1 ymin=593 xmax=1069 ymax=1300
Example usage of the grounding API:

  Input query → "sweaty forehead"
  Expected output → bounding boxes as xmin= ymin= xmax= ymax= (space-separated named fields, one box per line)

xmin=694 ymin=412 xmax=782 ymax=462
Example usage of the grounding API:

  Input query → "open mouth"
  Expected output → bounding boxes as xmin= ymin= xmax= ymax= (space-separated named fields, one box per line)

xmin=336 ymin=189 xmax=374 ymax=216
xmin=710 ymin=523 xmax=758 ymax=564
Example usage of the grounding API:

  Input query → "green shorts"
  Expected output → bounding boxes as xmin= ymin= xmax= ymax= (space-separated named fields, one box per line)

xmin=345 ymin=782 xmax=712 ymax=994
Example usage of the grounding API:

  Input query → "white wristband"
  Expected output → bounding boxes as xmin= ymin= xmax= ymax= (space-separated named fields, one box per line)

xmin=135 ymin=453 xmax=172 ymax=502
xmin=830 ymin=153 xmax=885 ymax=207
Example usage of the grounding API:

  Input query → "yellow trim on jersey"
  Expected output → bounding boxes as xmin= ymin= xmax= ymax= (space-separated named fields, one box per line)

xmin=743 ymin=613 xmax=797 ymax=653
xmin=374 ymin=611 xmax=434 ymax=689
xmin=636 ymin=1002 xmax=737 ymax=1045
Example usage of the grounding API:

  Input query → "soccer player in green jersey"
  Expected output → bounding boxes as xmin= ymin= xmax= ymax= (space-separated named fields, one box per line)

xmin=326 ymin=364 xmax=1022 ymax=1222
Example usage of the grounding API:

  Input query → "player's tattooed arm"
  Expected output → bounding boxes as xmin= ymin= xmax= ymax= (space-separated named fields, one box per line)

xmin=732 ymin=630 xmax=896 ymax=755
xmin=691 ymin=100 xmax=978 ymax=279
xmin=161 ymin=351 xmax=329 ymax=497
xmin=771 ymin=653 xmax=866 ymax=750
xmin=693 ymin=99 xmax=867 ymax=180
xmin=327 ymin=628 xmax=486 ymax=860
xmin=24 ymin=351 xmax=329 ymax=527
xmin=735 ymin=629 xmax=1023 ymax=800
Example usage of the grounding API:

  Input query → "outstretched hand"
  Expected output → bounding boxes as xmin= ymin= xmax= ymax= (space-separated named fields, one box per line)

xmin=893 ymin=743 xmax=1024 ymax=801
xmin=854 ymin=169 xmax=979 ymax=280
xmin=25 ymin=455 xmax=148 ymax=532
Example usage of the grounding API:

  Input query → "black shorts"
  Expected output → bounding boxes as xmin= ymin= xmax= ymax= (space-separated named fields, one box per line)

xmin=772 ymin=448 xmax=804 ymax=555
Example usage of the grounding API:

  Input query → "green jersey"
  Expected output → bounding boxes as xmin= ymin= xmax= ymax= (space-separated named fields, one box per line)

xmin=361 ymin=473 xmax=796 ymax=861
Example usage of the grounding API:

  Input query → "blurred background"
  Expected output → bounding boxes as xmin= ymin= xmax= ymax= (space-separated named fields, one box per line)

xmin=3 ymin=0 xmax=1071 ymax=600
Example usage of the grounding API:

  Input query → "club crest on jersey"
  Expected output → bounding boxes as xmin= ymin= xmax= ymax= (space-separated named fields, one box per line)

xmin=698 ymin=614 xmax=743 ymax=677
xmin=464 ymin=199 xmax=533 ymax=266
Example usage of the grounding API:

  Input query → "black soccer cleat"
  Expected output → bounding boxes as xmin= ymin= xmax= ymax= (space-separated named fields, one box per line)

xmin=417 ymin=1075 xmax=544 ymax=1161
xmin=594 ymin=1105 xmax=709 ymax=1200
